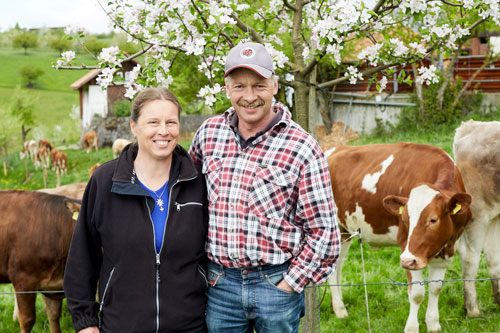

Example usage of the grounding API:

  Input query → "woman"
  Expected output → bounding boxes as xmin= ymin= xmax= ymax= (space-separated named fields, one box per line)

xmin=64 ymin=88 xmax=208 ymax=332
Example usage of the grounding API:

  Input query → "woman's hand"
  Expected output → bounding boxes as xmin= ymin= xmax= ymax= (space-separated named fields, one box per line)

xmin=79 ymin=327 xmax=99 ymax=333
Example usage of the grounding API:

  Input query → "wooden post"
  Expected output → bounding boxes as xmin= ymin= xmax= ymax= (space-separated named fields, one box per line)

xmin=300 ymin=68 xmax=320 ymax=333
xmin=56 ymin=168 xmax=60 ymax=187
xmin=301 ymin=286 xmax=319 ymax=332
xmin=43 ymin=167 xmax=47 ymax=188
xmin=24 ymin=159 xmax=28 ymax=179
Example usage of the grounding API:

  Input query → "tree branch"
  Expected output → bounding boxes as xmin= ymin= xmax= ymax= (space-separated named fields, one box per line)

xmin=439 ymin=0 xmax=463 ymax=7
xmin=283 ymin=0 xmax=297 ymax=12
xmin=317 ymin=62 xmax=396 ymax=89
xmin=55 ymin=45 xmax=152 ymax=70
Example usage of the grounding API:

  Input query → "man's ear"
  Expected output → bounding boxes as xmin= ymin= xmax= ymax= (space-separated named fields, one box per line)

xmin=383 ymin=195 xmax=408 ymax=216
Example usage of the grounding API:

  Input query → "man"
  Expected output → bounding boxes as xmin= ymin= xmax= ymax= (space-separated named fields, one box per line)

xmin=189 ymin=42 xmax=340 ymax=332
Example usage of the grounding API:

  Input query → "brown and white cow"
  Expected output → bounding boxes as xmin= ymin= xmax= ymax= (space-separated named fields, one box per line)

xmin=0 ymin=190 xmax=80 ymax=333
xmin=453 ymin=120 xmax=500 ymax=317
xmin=83 ymin=130 xmax=98 ymax=153
xmin=325 ymin=142 xmax=471 ymax=333
xmin=37 ymin=182 xmax=87 ymax=201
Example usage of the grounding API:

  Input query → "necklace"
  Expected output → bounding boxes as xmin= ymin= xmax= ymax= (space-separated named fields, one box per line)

xmin=134 ymin=168 xmax=168 ymax=211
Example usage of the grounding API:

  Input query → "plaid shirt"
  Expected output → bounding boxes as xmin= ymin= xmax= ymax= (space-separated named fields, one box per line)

xmin=189 ymin=102 xmax=340 ymax=292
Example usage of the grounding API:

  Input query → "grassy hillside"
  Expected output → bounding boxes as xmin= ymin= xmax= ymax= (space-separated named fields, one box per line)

xmin=0 ymin=46 xmax=97 ymax=150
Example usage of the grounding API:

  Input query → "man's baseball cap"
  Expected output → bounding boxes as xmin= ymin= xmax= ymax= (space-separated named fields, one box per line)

xmin=224 ymin=42 xmax=274 ymax=78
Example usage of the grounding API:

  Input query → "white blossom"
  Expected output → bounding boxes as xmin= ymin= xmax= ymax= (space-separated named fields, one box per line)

xmin=344 ymin=65 xmax=363 ymax=85
xmin=416 ymin=65 xmax=439 ymax=85
xmin=378 ymin=76 xmax=388 ymax=93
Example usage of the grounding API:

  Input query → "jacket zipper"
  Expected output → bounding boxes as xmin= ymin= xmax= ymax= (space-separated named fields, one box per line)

xmin=98 ymin=267 xmax=115 ymax=329
xmin=175 ymin=201 xmax=203 ymax=211
xmin=145 ymin=175 xmax=197 ymax=333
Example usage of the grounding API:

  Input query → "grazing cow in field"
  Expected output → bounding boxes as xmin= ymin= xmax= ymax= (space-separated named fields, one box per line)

xmin=20 ymin=140 xmax=37 ymax=162
xmin=38 ymin=139 xmax=52 ymax=151
xmin=326 ymin=142 xmax=471 ymax=333
xmin=37 ymin=182 xmax=87 ymax=201
xmin=453 ymin=120 xmax=500 ymax=317
xmin=0 ymin=190 xmax=80 ymax=333
xmin=112 ymin=138 xmax=131 ymax=158
xmin=82 ymin=131 xmax=98 ymax=153
xmin=53 ymin=151 xmax=67 ymax=175
xmin=50 ymin=148 xmax=59 ymax=170
xmin=35 ymin=147 xmax=50 ymax=169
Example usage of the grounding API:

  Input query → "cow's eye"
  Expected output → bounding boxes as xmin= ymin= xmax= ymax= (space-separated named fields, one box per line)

xmin=430 ymin=217 xmax=439 ymax=224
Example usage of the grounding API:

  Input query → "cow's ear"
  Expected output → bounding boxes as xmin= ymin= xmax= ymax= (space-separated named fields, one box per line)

xmin=383 ymin=195 xmax=408 ymax=216
xmin=447 ymin=192 xmax=471 ymax=215
xmin=65 ymin=200 xmax=81 ymax=220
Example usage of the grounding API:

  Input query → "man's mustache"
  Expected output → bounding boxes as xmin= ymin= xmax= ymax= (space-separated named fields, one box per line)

xmin=239 ymin=100 xmax=265 ymax=108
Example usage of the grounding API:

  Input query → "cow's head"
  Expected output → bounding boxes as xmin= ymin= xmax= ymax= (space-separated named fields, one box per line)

xmin=383 ymin=184 xmax=471 ymax=270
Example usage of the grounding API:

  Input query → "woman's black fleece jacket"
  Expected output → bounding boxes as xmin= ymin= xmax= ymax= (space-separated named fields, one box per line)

xmin=63 ymin=143 xmax=208 ymax=332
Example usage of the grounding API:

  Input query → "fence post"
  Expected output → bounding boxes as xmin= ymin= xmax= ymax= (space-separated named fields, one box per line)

xmin=301 ymin=286 xmax=319 ymax=332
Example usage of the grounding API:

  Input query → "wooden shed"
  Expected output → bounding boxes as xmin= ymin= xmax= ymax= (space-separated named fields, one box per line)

xmin=70 ymin=59 xmax=140 ymax=128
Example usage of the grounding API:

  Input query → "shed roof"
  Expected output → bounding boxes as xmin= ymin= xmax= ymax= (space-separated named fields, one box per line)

xmin=70 ymin=68 xmax=102 ymax=90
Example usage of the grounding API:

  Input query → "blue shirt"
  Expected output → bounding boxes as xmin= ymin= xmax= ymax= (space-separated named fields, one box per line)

xmin=138 ymin=179 xmax=169 ymax=253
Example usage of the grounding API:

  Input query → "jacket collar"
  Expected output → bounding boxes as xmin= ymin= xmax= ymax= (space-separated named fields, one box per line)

xmin=111 ymin=143 xmax=198 ymax=196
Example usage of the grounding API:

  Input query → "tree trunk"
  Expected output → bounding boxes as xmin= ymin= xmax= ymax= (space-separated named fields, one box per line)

xmin=436 ymin=53 xmax=458 ymax=110
xmin=294 ymin=74 xmax=309 ymax=132
xmin=318 ymin=91 xmax=332 ymax=135
xmin=411 ymin=63 xmax=425 ymax=118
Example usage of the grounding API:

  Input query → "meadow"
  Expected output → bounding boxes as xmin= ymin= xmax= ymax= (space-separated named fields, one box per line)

xmin=0 ymin=44 xmax=500 ymax=332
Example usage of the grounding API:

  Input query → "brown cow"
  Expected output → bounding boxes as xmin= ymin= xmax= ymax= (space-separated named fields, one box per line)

xmin=83 ymin=131 xmax=98 ymax=153
xmin=325 ymin=143 xmax=471 ymax=333
xmin=53 ymin=151 xmax=67 ymax=175
xmin=88 ymin=163 xmax=101 ymax=178
xmin=38 ymin=139 xmax=52 ymax=151
xmin=0 ymin=190 xmax=80 ymax=333
xmin=50 ymin=148 xmax=60 ymax=171
xmin=453 ymin=120 xmax=500 ymax=317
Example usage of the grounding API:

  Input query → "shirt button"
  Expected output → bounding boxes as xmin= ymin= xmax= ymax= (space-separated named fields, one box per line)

xmin=230 ymin=203 xmax=234 ymax=207
xmin=229 ymin=228 xmax=233 ymax=232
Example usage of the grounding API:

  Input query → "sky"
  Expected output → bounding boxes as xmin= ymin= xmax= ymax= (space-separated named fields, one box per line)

xmin=0 ymin=0 xmax=115 ymax=34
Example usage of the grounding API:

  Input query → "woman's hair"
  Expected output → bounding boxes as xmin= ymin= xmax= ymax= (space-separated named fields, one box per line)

xmin=130 ymin=87 xmax=182 ymax=123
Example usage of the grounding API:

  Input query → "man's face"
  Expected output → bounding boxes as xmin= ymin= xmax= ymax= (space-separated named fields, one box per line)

xmin=225 ymin=68 xmax=278 ymax=131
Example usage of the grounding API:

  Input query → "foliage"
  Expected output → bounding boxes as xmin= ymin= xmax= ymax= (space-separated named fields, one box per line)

xmin=57 ymin=0 xmax=500 ymax=129
xmin=113 ymin=98 xmax=132 ymax=117
xmin=19 ymin=64 xmax=44 ymax=89
xmin=83 ymin=36 xmax=107 ymax=57
xmin=398 ymin=78 xmax=485 ymax=131
xmin=48 ymin=35 xmax=73 ymax=54
xmin=9 ymin=88 xmax=36 ymax=143
xmin=11 ymin=31 xmax=39 ymax=55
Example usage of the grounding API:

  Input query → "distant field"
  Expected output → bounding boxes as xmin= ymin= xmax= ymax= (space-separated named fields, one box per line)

xmin=0 ymin=46 xmax=97 ymax=150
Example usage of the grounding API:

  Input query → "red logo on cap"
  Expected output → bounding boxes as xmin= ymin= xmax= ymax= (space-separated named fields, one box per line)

xmin=240 ymin=47 xmax=255 ymax=59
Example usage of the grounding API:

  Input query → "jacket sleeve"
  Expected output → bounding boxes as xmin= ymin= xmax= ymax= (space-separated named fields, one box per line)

xmin=64 ymin=176 xmax=103 ymax=332
xmin=283 ymin=154 xmax=341 ymax=293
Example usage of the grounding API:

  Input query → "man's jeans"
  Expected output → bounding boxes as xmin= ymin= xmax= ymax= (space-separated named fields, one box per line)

xmin=206 ymin=261 xmax=305 ymax=333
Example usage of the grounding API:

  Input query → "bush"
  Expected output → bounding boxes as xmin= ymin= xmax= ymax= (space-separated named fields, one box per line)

xmin=113 ymin=98 xmax=131 ymax=117
xmin=19 ymin=65 xmax=44 ymax=88
xmin=398 ymin=77 xmax=484 ymax=132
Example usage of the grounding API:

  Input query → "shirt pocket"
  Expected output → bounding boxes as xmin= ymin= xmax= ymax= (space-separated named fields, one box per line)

xmin=249 ymin=166 xmax=297 ymax=219
xmin=202 ymin=157 xmax=222 ymax=204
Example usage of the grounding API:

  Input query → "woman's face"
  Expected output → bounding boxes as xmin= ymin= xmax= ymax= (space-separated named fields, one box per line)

xmin=130 ymin=99 xmax=179 ymax=162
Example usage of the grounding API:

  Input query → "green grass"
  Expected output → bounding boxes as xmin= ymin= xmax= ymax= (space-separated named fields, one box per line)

xmin=0 ymin=46 xmax=98 ymax=152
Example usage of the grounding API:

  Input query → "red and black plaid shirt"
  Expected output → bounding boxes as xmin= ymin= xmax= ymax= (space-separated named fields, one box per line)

xmin=189 ymin=102 xmax=340 ymax=292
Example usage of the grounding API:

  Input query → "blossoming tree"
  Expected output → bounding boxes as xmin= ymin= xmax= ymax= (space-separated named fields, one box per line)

xmin=56 ymin=0 xmax=500 ymax=132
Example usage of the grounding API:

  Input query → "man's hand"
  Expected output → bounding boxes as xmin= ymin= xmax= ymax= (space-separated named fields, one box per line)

xmin=276 ymin=279 xmax=295 ymax=293
xmin=79 ymin=327 xmax=99 ymax=333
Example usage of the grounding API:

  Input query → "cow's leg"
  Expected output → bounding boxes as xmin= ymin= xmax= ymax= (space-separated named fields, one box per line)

xmin=404 ymin=269 xmax=424 ymax=333
xmin=42 ymin=294 xmax=62 ymax=333
xmin=425 ymin=258 xmax=449 ymax=332
xmin=484 ymin=217 xmax=500 ymax=307
xmin=329 ymin=238 xmax=353 ymax=318
xmin=456 ymin=217 xmax=488 ymax=317
xmin=14 ymin=289 xmax=37 ymax=333
xmin=13 ymin=297 xmax=19 ymax=322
